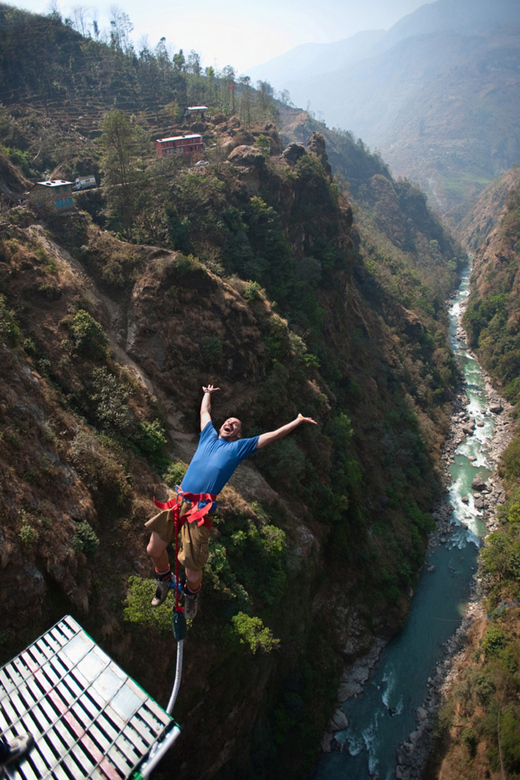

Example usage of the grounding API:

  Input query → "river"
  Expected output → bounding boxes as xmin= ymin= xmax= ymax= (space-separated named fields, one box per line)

xmin=313 ymin=265 xmax=506 ymax=780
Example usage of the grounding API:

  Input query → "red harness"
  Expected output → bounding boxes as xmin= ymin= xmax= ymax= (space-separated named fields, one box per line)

xmin=153 ymin=489 xmax=217 ymax=528
xmin=153 ymin=488 xmax=216 ymax=613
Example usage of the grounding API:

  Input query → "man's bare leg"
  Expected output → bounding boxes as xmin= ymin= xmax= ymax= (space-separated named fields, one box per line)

xmin=185 ymin=567 xmax=202 ymax=593
xmin=147 ymin=532 xmax=170 ymax=572
xmin=182 ymin=567 xmax=201 ymax=619
xmin=147 ymin=532 xmax=172 ymax=606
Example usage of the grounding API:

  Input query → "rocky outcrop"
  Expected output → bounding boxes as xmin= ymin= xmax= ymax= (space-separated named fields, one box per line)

xmin=307 ymin=131 xmax=332 ymax=178
xmin=226 ymin=145 xmax=265 ymax=193
xmin=282 ymin=143 xmax=306 ymax=165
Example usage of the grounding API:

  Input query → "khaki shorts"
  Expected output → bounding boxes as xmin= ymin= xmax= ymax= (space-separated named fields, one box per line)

xmin=145 ymin=503 xmax=211 ymax=571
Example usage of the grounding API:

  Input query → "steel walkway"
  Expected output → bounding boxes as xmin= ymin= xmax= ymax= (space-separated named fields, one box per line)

xmin=0 ymin=616 xmax=179 ymax=779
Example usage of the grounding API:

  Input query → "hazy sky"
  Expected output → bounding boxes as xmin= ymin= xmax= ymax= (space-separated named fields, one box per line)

xmin=11 ymin=0 xmax=431 ymax=73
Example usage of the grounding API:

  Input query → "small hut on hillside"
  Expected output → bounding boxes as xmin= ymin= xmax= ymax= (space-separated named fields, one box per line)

xmin=27 ymin=180 xmax=74 ymax=211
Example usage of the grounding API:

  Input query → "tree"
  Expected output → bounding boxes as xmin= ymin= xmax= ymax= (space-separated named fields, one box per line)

xmin=205 ymin=65 xmax=216 ymax=104
xmin=239 ymin=76 xmax=252 ymax=128
xmin=71 ymin=6 xmax=90 ymax=37
xmin=46 ymin=0 xmax=61 ymax=22
xmin=257 ymin=80 xmax=274 ymax=119
xmin=186 ymin=49 xmax=203 ymax=105
xmin=109 ymin=6 xmax=133 ymax=53
xmin=173 ymin=48 xmax=185 ymax=72
xmin=186 ymin=49 xmax=201 ymax=77
xmin=221 ymin=65 xmax=236 ymax=114
xmin=99 ymin=109 xmax=148 ymax=239
xmin=279 ymin=88 xmax=291 ymax=106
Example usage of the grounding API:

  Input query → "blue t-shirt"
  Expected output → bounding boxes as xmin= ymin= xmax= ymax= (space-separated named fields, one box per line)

xmin=181 ymin=422 xmax=259 ymax=496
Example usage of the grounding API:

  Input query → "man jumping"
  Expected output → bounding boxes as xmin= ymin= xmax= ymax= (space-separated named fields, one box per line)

xmin=146 ymin=384 xmax=317 ymax=618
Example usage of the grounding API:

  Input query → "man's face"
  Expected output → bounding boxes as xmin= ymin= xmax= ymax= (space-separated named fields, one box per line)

xmin=219 ymin=417 xmax=242 ymax=441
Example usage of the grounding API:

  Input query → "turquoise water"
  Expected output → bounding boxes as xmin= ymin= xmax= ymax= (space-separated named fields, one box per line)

xmin=313 ymin=266 xmax=495 ymax=780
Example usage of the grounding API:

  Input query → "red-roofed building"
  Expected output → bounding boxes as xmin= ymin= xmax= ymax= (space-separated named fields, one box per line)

xmin=155 ymin=134 xmax=204 ymax=157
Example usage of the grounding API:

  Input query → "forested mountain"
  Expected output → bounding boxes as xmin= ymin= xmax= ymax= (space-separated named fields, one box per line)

xmin=0 ymin=5 xmax=468 ymax=778
xmin=248 ymin=0 xmax=520 ymax=215
xmin=423 ymin=166 xmax=520 ymax=778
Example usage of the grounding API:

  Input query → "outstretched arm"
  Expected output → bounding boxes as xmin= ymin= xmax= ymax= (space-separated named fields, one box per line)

xmin=200 ymin=384 xmax=220 ymax=430
xmin=256 ymin=413 xmax=317 ymax=450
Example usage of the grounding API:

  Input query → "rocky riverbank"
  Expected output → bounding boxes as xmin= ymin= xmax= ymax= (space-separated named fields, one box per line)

xmin=319 ymin=311 xmax=515 ymax=779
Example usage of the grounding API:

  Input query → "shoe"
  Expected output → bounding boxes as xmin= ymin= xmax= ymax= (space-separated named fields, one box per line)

xmin=1 ymin=734 xmax=33 ymax=767
xmin=151 ymin=575 xmax=172 ymax=607
xmin=183 ymin=591 xmax=198 ymax=620
xmin=180 ymin=579 xmax=199 ymax=620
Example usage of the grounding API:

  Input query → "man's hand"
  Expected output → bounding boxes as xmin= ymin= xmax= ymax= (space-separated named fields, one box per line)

xmin=200 ymin=385 xmax=220 ymax=430
xmin=297 ymin=413 xmax=317 ymax=425
xmin=257 ymin=413 xmax=318 ymax=449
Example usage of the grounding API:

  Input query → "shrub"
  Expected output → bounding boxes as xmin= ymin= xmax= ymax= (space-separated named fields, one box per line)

xmin=481 ymin=624 xmax=509 ymax=660
xmin=71 ymin=522 xmax=100 ymax=556
xmin=243 ymin=280 xmax=263 ymax=300
xmin=176 ymin=254 xmax=200 ymax=277
xmin=23 ymin=338 xmax=37 ymax=355
xmin=163 ymin=461 xmax=188 ymax=487
xmin=137 ymin=419 xmax=167 ymax=456
xmin=66 ymin=309 xmax=107 ymax=360
xmin=500 ymin=439 xmax=520 ymax=487
xmin=254 ymin=135 xmax=270 ymax=158
xmin=70 ymin=430 xmax=131 ymax=512
xmin=205 ymin=541 xmax=252 ymax=615
xmin=226 ymin=612 xmax=280 ymax=654
xmin=500 ymin=703 xmax=520 ymax=773
xmin=25 ymin=454 xmax=58 ymax=486
xmin=124 ymin=576 xmax=173 ymax=633
xmin=200 ymin=335 xmax=223 ymax=367
xmin=480 ymin=532 xmax=520 ymax=585
xmin=460 ymin=727 xmax=478 ymax=759
xmin=0 ymin=294 xmax=20 ymax=344
xmin=90 ymin=368 xmax=135 ymax=436
xmin=19 ymin=524 xmax=39 ymax=548
xmin=37 ymin=283 xmax=61 ymax=301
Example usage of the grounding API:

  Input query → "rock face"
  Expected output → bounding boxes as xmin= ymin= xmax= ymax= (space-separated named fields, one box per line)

xmin=226 ymin=145 xmax=266 ymax=193
xmin=227 ymin=145 xmax=265 ymax=170
xmin=307 ymin=132 xmax=332 ymax=178
xmin=282 ymin=143 xmax=306 ymax=165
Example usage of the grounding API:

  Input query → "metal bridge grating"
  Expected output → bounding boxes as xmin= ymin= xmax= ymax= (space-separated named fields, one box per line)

xmin=0 ymin=616 xmax=173 ymax=780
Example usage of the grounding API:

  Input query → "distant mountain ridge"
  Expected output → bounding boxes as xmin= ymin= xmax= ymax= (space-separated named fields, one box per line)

xmin=249 ymin=0 xmax=520 ymax=215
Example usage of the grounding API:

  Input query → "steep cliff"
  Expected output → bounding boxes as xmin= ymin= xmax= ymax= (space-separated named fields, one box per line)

xmin=424 ymin=166 xmax=520 ymax=780
xmin=0 ymin=142 xmax=458 ymax=778
xmin=0 ymin=8 xmax=467 ymax=776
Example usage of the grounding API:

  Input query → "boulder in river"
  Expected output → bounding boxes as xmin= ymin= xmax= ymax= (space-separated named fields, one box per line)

xmin=472 ymin=474 xmax=487 ymax=491
xmin=329 ymin=707 xmax=349 ymax=731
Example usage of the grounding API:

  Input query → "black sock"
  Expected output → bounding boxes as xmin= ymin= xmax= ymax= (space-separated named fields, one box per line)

xmin=155 ymin=566 xmax=171 ymax=581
